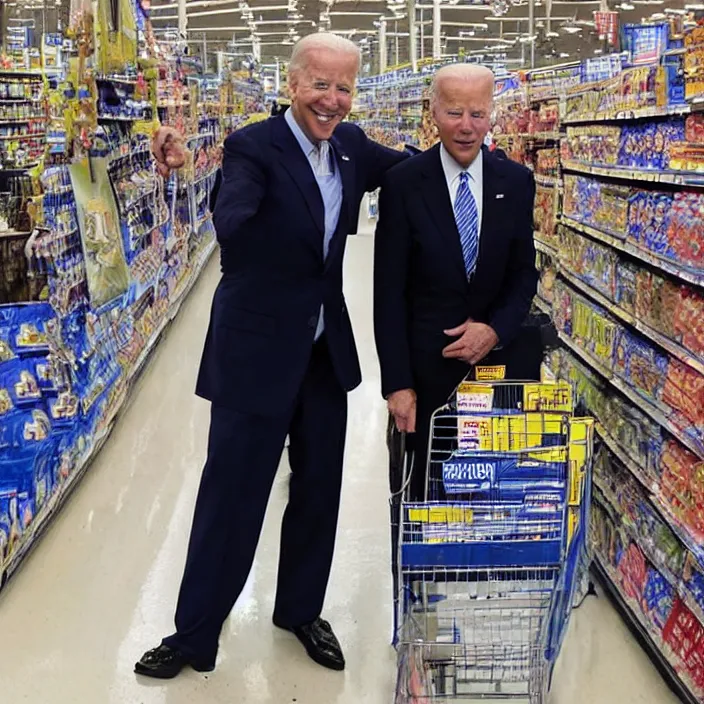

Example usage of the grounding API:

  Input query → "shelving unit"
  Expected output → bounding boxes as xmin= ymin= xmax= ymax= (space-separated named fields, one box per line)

xmin=518 ymin=25 xmax=704 ymax=703
xmin=0 ymin=25 xmax=265 ymax=593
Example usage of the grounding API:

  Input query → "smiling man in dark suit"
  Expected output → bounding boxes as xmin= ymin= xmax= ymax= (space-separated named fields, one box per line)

xmin=135 ymin=33 xmax=406 ymax=680
xmin=374 ymin=64 xmax=540 ymax=502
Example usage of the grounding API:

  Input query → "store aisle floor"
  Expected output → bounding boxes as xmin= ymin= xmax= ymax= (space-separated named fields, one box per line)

xmin=0 ymin=219 xmax=679 ymax=704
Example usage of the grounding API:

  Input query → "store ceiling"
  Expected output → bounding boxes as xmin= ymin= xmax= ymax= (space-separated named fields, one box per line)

xmin=148 ymin=0 xmax=689 ymax=69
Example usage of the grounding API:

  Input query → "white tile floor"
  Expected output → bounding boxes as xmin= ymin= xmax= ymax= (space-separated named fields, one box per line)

xmin=0 ymin=214 xmax=680 ymax=703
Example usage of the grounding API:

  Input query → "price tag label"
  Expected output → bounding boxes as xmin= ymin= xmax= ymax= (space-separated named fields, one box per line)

xmin=475 ymin=365 xmax=506 ymax=382
xmin=457 ymin=383 xmax=494 ymax=413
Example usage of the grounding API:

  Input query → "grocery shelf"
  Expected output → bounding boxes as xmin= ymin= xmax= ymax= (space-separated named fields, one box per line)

xmin=98 ymin=114 xmax=147 ymax=122
xmin=592 ymin=481 xmax=704 ymax=625
xmin=0 ymin=132 xmax=44 ymax=140
xmin=563 ymin=103 xmax=691 ymax=125
xmin=561 ymin=216 xmax=704 ymax=289
xmin=534 ymin=296 xmax=551 ymax=315
xmin=562 ymin=160 xmax=704 ymax=188
xmin=0 ymin=117 xmax=45 ymax=124
xmin=557 ymin=331 xmax=704 ymax=460
xmin=592 ymin=557 xmax=701 ymax=704
xmin=96 ymin=74 xmax=139 ymax=85
xmin=534 ymin=174 xmax=561 ymax=188
xmin=558 ymin=267 xmax=704 ymax=376
xmin=533 ymin=236 xmax=558 ymax=258
xmin=594 ymin=425 xmax=657 ymax=494
xmin=596 ymin=425 xmax=704 ymax=568
xmin=496 ymin=131 xmax=562 ymax=141
xmin=2 ymin=237 xmax=217 ymax=588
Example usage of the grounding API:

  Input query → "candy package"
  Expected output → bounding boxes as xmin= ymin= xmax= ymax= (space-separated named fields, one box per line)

xmin=663 ymin=358 xmax=704 ymax=431
xmin=615 ymin=259 xmax=639 ymax=313
xmin=643 ymin=567 xmax=675 ymax=629
xmin=647 ymin=273 xmax=680 ymax=340
xmin=0 ymin=484 xmax=20 ymax=567
xmin=675 ymin=286 xmax=704 ymax=358
xmin=627 ymin=190 xmax=673 ymax=253
xmin=618 ymin=541 xmax=648 ymax=602
xmin=613 ymin=328 xmax=668 ymax=404
xmin=0 ymin=303 xmax=54 ymax=357
xmin=660 ymin=438 xmax=704 ymax=540
xmin=0 ymin=358 xmax=43 ymax=408
xmin=662 ymin=598 xmax=704 ymax=693
xmin=666 ymin=191 xmax=704 ymax=270
xmin=685 ymin=114 xmax=704 ymax=144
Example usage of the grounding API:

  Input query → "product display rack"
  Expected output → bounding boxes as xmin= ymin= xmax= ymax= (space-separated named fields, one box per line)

xmin=0 ymin=1 xmax=265 ymax=591
xmin=518 ymin=22 xmax=704 ymax=702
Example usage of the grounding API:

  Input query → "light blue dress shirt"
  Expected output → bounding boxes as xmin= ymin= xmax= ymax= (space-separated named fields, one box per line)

xmin=284 ymin=108 xmax=343 ymax=339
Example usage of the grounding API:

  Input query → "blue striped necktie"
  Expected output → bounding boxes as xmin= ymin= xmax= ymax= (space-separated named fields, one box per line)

xmin=454 ymin=172 xmax=479 ymax=279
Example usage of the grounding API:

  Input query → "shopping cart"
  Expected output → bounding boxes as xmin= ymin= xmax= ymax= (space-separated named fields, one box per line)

xmin=393 ymin=377 xmax=593 ymax=703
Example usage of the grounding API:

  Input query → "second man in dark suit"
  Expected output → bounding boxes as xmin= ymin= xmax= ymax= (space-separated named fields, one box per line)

xmin=374 ymin=64 xmax=540 ymax=502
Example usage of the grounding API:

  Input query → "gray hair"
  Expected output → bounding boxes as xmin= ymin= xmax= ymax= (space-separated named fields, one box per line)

xmin=430 ymin=63 xmax=495 ymax=108
xmin=288 ymin=32 xmax=361 ymax=75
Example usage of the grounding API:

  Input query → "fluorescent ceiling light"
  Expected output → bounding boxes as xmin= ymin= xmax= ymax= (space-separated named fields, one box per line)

xmin=442 ymin=21 xmax=489 ymax=27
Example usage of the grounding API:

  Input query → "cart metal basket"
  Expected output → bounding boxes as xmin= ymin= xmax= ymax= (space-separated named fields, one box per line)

xmin=393 ymin=378 xmax=594 ymax=703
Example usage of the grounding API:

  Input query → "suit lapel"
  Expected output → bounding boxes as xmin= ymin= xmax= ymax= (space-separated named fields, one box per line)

xmin=271 ymin=116 xmax=325 ymax=237
xmin=420 ymin=144 xmax=467 ymax=283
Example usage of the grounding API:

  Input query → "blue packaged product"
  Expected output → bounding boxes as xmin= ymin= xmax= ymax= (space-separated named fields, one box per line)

xmin=643 ymin=567 xmax=674 ymax=629
xmin=0 ymin=358 xmax=42 ymax=408
xmin=0 ymin=485 xmax=20 ymax=567
xmin=624 ymin=333 xmax=669 ymax=402
xmin=615 ymin=260 xmax=639 ymax=313
xmin=627 ymin=191 xmax=648 ymax=244
xmin=0 ymin=303 xmax=54 ymax=356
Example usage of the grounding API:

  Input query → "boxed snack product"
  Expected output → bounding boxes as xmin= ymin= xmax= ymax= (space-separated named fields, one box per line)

xmin=613 ymin=328 xmax=668 ymax=404
xmin=564 ymin=125 xmax=621 ymax=165
xmin=627 ymin=190 xmax=674 ymax=253
xmin=561 ymin=226 xmax=619 ymax=299
xmin=660 ymin=438 xmax=704 ymax=541
xmin=662 ymin=598 xmax=704 ymax=694
xmin=616 ymin=259 xmax=639 ymax=313
xmin=635 ymin=270 xmax=680 ymax=339
xmin=666 ymin=191 xmax=704 ymax=270
xmin=570 ymin=293 xmax=618 ymax=366
xmin=675 ymin=286 xmax=704 ymax=358
xmin=534 ymin=184 xmax=557 ymax=241
xmin=685 ymin=114 xmax=704 ymax=145
xmin=662 ymin=358 xmax=704 ymax=431
xmin=619 ymin=541 xmax=649 ymax=602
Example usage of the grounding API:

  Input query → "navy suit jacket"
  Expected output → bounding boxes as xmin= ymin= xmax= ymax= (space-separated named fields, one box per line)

xmin=197 ymin=115 xmax=406 ymax=416
xmin=373 ymin=143 xmax=538 ymax=402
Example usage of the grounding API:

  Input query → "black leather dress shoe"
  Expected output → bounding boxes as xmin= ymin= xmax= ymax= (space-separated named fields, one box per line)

xmin=276 ymin=618 xmax=345 ymax=671
xmin=134 ymin=644 xmax=215 ymax=679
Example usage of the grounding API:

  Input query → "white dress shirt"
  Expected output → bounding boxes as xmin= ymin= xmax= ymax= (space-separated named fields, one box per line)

xmin=440 ymin=143 xmax=484 ymax=240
